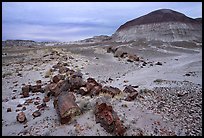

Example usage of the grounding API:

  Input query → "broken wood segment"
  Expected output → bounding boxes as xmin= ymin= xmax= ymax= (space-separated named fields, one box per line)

xmin=94 ymin=97 xmax=126 ymax=136
xmin=55 ymin=92 xmax=81 ymax=124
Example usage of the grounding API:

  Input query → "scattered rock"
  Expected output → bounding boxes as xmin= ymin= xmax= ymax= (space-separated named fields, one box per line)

xmin=17 ymin=73 xmax=23 ymax=77
xmin=53 ymin=75 xmax=60 ymax=83
xmin=123 ymin=85 xmax=138 ymax=93
xmin=22 ymin=85 xmax=30 ymax=98
xmin=17 ymin=112 xmax=27 ymax=123
xmin=102 ymin=86 xmax=121 ymax=98
xmin=155 ymin=62 xmax=162 ymax=65
xmin=30 ymin=85 xmax=43 ymax=93
xmin=125 ymin=92 xmax=138 ymax=101
xmin=32 ymin=110 xmax=41 ymax=118
xmin=7 ymin=108 xmax=12 ymax=112
xmin=185 ymin=73 xmax=191 ymax=76
xmin=12 ymin=96 xmax=16 ymax=99
xmin=17 ymin=104 xmax=22 ymax=107
xmin=36 ymin=80 xmax=42 ymax=85
xmin=21 ymin=107 xmax=26 ymax=111
xmin=34 ymin=101 xmax=40 ymax=105
xmin=43 ymin=96 xmax=50 ymax=102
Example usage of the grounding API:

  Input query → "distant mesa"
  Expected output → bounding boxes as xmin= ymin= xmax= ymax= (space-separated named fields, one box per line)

xmin=112 ymin=9 xmax=202 ymax=43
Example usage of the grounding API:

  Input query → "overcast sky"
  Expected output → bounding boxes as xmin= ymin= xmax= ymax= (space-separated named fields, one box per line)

xmin=2 ymin=2 xmax=202 ymax=42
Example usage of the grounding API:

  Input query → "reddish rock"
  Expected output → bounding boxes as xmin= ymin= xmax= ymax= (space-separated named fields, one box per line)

xmin=87 ymin=78 xmax=98 ymax=85
xmin=125 ymin=92 xmax=138 ymax=101
xmin=22 ymin=85 xmax=30 ymax=98
xmin=7 ymin=108 xmax=12 ymax=112
xmin=69 ymin=75 xmax=84 ymax=91
xmin=90 ymin=85 xmax=102 ymax=97
xmin=36 ymin=80 xmax=42 ymax=84
xmin=32 ymin=110 xmax=41 ymax=118
xmin=48 ymin=83 xmax=61 ymax=97
xmin=94 ymin=98 xmax=126 ymax=136
xmin=86 ymin=82 xmax=96 ymax=93
xmin=37 ymin=102 xmax=46 ymax=110
xmin=30 ymin=85 xmax=43 ymax=93
xmin=53 ymin=75 xmax=60 ymax=83
xmin=55 ymin=92 xmax=81 ymax=124
xmin=43 ymin=96 xmax=50 ymax=102
xmin=59 ymin=66 xmax=70 ymax=74
xmin=123 ymin=85 xmax=138 ymax=93
xmin=57 ymin=80 xmax=65 ymax=88
xmin=102 ymin=86 xmax=121 ymax=97
xmin=25 ymin=99 xmax=33 ymax=104
xmin=17 ymin=112 xmax=27 ymax=123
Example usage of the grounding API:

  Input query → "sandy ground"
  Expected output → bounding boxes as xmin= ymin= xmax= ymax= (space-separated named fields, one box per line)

xmin=2 ymin=42 xmax=202 ymax=136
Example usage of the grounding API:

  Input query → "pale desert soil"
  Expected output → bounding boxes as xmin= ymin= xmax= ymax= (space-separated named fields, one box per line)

xmin=2 ymin=42 xmax=202 ymax=136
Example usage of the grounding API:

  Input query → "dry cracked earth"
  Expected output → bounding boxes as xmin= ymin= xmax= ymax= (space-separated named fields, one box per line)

xmin=2 ymin=42 xmax=202 ymax=136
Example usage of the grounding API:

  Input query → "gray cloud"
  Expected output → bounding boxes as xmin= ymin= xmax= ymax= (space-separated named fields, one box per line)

xmin=2 ymin=2 xmax=202 ymax=42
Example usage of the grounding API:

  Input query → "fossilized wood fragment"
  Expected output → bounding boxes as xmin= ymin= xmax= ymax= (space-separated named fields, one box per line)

xmin=94 ymin=97 xmax=126 ymax=136
xmin=55 ymin=92 xmax=81 ymax=124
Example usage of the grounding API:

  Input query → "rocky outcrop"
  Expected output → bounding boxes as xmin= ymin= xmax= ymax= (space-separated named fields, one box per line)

xmin=112 ymin=9 xmax=202 ymax=43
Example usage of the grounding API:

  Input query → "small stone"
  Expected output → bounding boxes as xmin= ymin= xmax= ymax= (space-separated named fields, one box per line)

xmin=36 ymin=80 xmax=42 ymax=84
xmin=53 ymin=75 xmax=60 ymax=83
xmin=185 ymin=73 xmax=190 ymax=76
xmin=43 ymin=96 xmax=50 ymax=102
xmin=17 ymin=73 xmax=23 ymax=77
xmin=7 ymin=108 xmax=12 ymax=112
xmin=34 ymin=101 xmax=40 ymax=105
xmin=22 ymin=85 xmax=30 ymax=98
xmin=155 ymin=62 xmax=162 ymax=65
xmin=21 ymin=107 xmax=26 ymax=111
xmin=17 ymin=104 xmax=22 ymax=107
xmin=12 ymin=96 xmax=16 ymax=99
xmin=17 ymin=112 xmax=27 ymax=123
xmin=32 ymin=110 xmax=41 ymax=118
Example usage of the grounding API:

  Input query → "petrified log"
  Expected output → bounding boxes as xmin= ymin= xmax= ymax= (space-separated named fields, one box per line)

xmin=102 ymin=86 xmax=121 ymax=98
xmin=48 ymin=83 xmax=61 ymax=97
xmin=69 ymin=75 xmax=84 ymax=91
xmin=55 ymin=92 xmax=81 ymax=124
xmin=94 ymin=97 xmax=126 ymax=136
